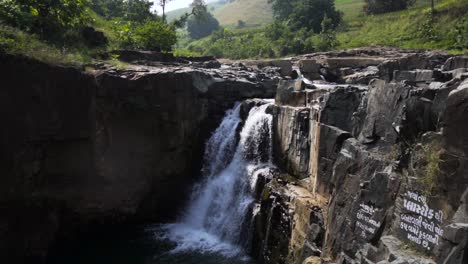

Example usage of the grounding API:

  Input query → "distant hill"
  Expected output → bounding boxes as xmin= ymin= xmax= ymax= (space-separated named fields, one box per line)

xmin=166 ymin=0 xmax=228 ymax=22
xmin=167 ymin=0 xmax=441 ymax=29
xmin=213 ymin=0 xmax=273 ymax=27
xmin=166 ymin=0 xmax=273 ymax=27
xmin=167 ymin=0 xmax=366 ymax=27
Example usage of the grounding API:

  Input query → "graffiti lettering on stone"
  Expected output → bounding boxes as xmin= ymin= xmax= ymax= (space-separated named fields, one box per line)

xmin=399 ymin=190 xmax=444 ymax=250
xmin=355 ymin=203 xmax=381 ymax=240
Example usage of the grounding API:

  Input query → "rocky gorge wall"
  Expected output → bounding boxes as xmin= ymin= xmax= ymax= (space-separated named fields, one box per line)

xmin=252 ymin=48 xmax=468 ymax=264
xmin=1 ymin=47 xmax=467 ymax=264
xmin=0 ymin=52 xmax=279 ymax=263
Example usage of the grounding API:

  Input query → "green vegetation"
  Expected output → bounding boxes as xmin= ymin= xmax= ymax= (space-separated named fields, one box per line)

xmin=0 ymin=0 xmax=194 ymax=64
xmin=166 ymin=1 xmax=226 ymax=23
xmin=187 ymin=1 xmax=220 ymax=39
xmin=363 ymin=0 xmax=416 ymax=15
xmin=337 ymin=0 xmax=468 ymax=52
xmin=412 ymin=140 xmax=443 ymax=197
xmin=176 ymin=0 xmax=467 ymax=59
xmin=183 ymin=23 xmax=317 ymax=59
xmin=269 ymin=0 xmax=342 ymax=32
xmin=1 ymin=0 xmax=466 ymax=64
xmin=214 ymin=0 xmax=273 ymax=27
xmin=0 ymin=24 xmax=94 ymax=65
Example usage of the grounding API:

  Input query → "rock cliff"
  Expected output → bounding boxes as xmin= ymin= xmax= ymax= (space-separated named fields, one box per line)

xmin=252 ymin=47 xmax=468 ymax=264
xmin=0 ymin=52 xmax=279 ymax=263
xmin=1 ymin=47 xmax=467 ymax=264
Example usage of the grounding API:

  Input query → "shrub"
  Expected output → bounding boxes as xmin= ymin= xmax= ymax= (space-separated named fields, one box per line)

xmin=418 ymin=13 xmax=440 ymax=42
xmin=0 ymin=0 xmax=90 ymax=34
xmin=363 ymin=0 xmax=416 ymax=15
xmin=411 ymin=140 xmax=443 ymax=197
xmin=452 ymin=16 xmax=468 ymax=50
xmin=314 ymin=14 xmax=338 ymax=51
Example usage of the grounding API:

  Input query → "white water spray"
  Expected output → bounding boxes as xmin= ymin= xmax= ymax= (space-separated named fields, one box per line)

xmin=157 ymin=100 xmax=274 ymax=257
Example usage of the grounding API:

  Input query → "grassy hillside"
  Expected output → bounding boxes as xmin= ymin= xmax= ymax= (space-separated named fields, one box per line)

xmin=214 ymin=0 xmax=273 ymax=27
xmin=336 ymin=0 xmax=365 ymax=21
xmin=337 ymin=0 xmax=468 ymax=52
xmin=180 ymin=0 xmax=467 ymax=59
xmin=167 ymin=0 xmax=273 ymax=27
xmin=166 ymin=1 xmax=227 ymax=22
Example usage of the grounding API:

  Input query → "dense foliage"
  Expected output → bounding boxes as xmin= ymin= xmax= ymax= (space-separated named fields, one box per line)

xmin=0 ymin=0 xmax=179 ymax=53
xmin=187 ymin=7 xmax=220 ymax=39
xmin=184 ymin=22 xmax=318 ymax=59
xmin=363 ymin=0 xmax=416 ymax=15
xmin=0 ymin=0 xmax=90 ymax=34
xmin=268 ymin=0 xmax=342 ymax=32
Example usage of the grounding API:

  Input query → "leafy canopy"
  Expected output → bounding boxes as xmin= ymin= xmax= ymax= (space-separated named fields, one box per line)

xmin=187 ymin=0 xmax=220 ymax=39
xmin=268 ymin=0 xmax=342 ymax=33
xmin=0 ymin=0 xmax=90 ymax=33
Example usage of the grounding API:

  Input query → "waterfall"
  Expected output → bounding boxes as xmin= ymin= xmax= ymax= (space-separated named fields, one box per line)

xmin=156 ymin=100 xmax=274 ymax=258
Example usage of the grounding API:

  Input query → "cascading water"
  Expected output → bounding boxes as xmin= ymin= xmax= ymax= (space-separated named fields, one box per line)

xmin=155 ymin=100 xmax=274 ymax=262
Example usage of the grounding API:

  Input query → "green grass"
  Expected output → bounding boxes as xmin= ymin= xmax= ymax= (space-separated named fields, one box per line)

xmin=214 ymin=0 xmax=273 ymax=27
xmin=0 ymin=24 xmax=95 ymax=66
xmin=336 ymin=0 xmax=468 ymax=53
xmin=166 ymin=1 xmax=227 ymax=22
xmin=336 ymin=0 xmax=365 ymax=22
xmin=0 ymin=9 xmax=125 ymax=66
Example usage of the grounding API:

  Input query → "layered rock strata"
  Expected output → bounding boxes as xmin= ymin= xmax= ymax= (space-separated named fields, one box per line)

xmin=253 ymin=48 xmax=468 ymax=264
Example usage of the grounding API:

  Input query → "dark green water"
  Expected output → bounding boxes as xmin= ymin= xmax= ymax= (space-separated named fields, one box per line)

xmin=47 ymin=225 xmax=254 ymax=264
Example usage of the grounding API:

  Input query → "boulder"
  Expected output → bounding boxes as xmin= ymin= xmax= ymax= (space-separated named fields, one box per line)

xmin=378 ymin=54 xmax=431 ymax=81
xmin=275 ymin=80 xmax=308 ymax=107
xmin=320 ymin=86 xmax=364 ymax=133
xmin=326 ymin=57 xmax=386 ymax=70
xmin=442 ymin=56 xmax=468 ymax=71
xmin=256 ymin=59 xmax=293 ymax=77
xmin=393 ymin=70 xmax=434 ymax=82
xmin=442 ymin=79 xmax=468 ymax=156
xmin=299 ymin=59 xmax=321 ymax=80
xmin=343 ymin=66 xmax=379 ymax=85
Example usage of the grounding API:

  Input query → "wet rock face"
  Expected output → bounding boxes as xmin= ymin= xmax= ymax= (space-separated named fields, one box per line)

xmin=270 ymin=105 xmax=311 ymax=179
xmin=258 ymin=48 xmax=468 ymax=264
xmin=0 ymin=52 xmax=279 ymax=263
xmin=252 ymin=176 xmax=327 ymax=264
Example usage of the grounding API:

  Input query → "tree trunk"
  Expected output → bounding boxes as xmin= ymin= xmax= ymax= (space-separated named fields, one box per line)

xmin=162 ymin=1 xmax=166 ymax=23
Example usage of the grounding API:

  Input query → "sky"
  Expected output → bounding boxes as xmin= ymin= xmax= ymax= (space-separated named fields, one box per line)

xmin=152 ymin=0 xmax=218 ymax=14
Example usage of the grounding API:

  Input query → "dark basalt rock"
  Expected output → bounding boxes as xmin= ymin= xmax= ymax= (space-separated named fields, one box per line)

xmin=258 ymin=48 xmax=468 ymax=264
xmin=0 ymin=51 xmax=279 ymax=263
xmin=82 ymin=26 xmax=108 ymax=47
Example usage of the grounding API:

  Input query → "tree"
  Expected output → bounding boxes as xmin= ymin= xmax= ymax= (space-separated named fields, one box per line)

xmin=125 ymin=0 xmax=155 ymax=23
xmin=187 ymin=10 xmax=220 ymax=39
xmin=158 ymin=0 xmax=173 ymax=23
xmin=191 ymin=0 xmax=208 ymax=17
xmin=363 ymin=0 xmax=415 ymax=15
xmin=1 ymin=0 xmax=90 ymax=34
xmin=90 ymin=0 xmax=125 ymax=19
xmin=314 ymin=14 xmax=338 ymax=51
xmin=268 ymin=0 xmax=293 ymax=21
xmin=134 ymin=20 xmax=177 ymax=51
xmin=268 ymin=0 xmax=342 ymax=33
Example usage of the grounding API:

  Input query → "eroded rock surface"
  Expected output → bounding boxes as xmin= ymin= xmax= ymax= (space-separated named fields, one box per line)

xmin=253 ymin=47 xmax=468 ymax=264
xmin=0 ymin=52 xmax=280 ymax=263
